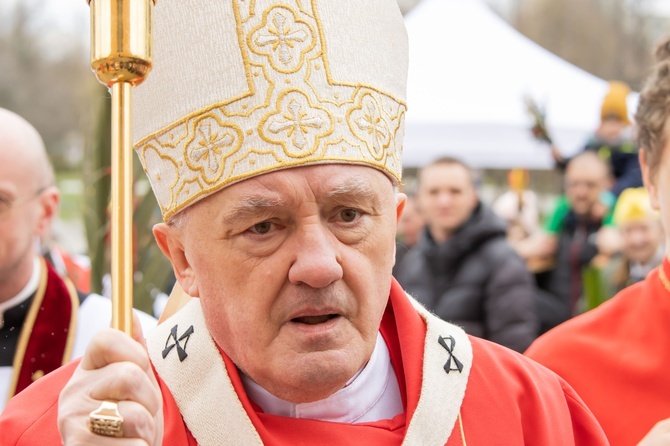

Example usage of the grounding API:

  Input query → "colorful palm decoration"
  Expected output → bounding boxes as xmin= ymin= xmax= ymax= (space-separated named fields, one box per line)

xmin=525 ymin=96 xmax=553 ymax=144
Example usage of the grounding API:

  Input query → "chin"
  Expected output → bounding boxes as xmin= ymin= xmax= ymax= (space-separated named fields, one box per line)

xmin=630 ymin=254 xmax=652 ymax=264
xmin=271 ymin=350 xmax=362 ymax=403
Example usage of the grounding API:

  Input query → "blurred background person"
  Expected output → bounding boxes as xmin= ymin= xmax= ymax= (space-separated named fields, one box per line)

xmin=602 ymin=187 xmax=664 ymax=298
xmin=516 ymin=152 xmax=621 ymax=333
xmin=395 ymin=157 xmax=538 ymax=352
xmin=548 ymin=81 xmax=643 ymax=197
xmin=526 ymin=36 xmax=670 ymax=445
xmin=492 ymin=168 xmax=540 ymax=246
xmin=393 ymin=192 xmax=424 ymax=269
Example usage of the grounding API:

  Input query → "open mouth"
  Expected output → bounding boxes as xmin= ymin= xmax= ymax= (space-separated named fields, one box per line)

xmin=291 ymin=314 xmax=339 ymax=325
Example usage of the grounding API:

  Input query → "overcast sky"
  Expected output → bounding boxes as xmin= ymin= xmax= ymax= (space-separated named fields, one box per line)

xmin=0 ymin=0 xmax=89 ymax=52
xmin=2 ymin=0 xmax=668 ymax=46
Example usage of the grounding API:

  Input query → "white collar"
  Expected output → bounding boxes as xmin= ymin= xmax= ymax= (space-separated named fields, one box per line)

xmin=241 ymin=332 xmax=403 ymax=424
xmin=0 ymin=257 xmax=41 ymax=329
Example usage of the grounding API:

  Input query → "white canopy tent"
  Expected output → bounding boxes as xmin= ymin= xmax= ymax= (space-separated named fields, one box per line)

xmin=402 ymin=0 xmax=637 ymax=169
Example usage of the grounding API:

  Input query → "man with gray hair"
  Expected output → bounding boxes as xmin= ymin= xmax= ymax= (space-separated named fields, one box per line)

xmin=1 ymin=1 xmax=606 ymax=444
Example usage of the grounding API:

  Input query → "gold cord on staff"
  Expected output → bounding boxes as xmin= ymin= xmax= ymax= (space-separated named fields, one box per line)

xmin=87 ymin=0 xmax=155 ymax=336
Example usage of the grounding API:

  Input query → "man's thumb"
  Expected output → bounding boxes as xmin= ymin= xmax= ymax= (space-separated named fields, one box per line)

xmin=132 ymin=310 xmax=146 ymax=347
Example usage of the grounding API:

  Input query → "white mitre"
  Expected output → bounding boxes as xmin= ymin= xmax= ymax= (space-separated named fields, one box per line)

xmin=133 ymin=0 xmax=409 ymax=220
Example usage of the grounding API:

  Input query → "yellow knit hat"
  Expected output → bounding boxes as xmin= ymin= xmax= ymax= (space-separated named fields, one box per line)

xmin=600 ymin=81 xmax=631 ymax=124
xmin=133 ymin=0 xmax=408 ymax=220
xmin=613 ymin=188 xmax=657 ymax=226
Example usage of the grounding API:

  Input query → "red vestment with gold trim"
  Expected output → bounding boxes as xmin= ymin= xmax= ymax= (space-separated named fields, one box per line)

xmin=6 ymin=258 xmax=78 ymax=401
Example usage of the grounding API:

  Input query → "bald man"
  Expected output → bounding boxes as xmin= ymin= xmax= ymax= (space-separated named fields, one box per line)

xmin=0 ymin=108 xmax=155 ymax=412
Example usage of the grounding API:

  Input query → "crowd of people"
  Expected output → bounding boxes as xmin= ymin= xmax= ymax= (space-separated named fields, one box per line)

xmin=395 ymin=81 xmax=665 ymax=350
xmin=0 ymin=0 xmax=669 ymax=444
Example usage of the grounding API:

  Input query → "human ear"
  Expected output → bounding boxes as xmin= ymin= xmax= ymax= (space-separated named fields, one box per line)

xmin=153 ymin=223 xmax=200 ymax=297
xmin=395 ymin=193 xmax=407 ymax=224
xmin=640 ymin=150 xmax=660 ymax=210
xmin=35 ymin=187 xmax=59 ymax=237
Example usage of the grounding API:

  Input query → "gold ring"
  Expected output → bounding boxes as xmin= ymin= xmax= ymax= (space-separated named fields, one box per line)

xmin=89 ymin=400 xmax=124 ymax=437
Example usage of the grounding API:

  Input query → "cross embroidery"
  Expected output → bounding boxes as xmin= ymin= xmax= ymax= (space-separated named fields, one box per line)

xmin=269 ymin=100 xmax=325 ymax=149
xmin=190 ymin=122 xmax=235 ymax=174
xmin=256 ymin=12 xmax=309 ymax=65
xmin=162 ymin=324 xmax=194 ymax=362
xmin=356 ymin=103 xmax=389 ymax=151
xmin=438 ymin=335 xmax=464 ymax=374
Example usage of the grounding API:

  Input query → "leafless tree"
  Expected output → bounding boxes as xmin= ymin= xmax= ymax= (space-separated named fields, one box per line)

xmin=0 ymin=1 xmax=96 ymax=169
xmin=515 ymin=0 xmax=654 ymax=89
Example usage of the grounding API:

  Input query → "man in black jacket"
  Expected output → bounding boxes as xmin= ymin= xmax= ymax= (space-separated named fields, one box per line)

xmin=394 ymin=157 xmax=538 ymax=352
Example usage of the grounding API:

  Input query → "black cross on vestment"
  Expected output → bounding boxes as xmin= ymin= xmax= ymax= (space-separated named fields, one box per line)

xmin=162 ymin=324 xmax=194 ymax=362
xmin=438 ymin=335 xmax=463 ymax=374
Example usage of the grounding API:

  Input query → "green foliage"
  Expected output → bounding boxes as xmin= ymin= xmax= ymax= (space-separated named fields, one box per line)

xmin=132 ymin=163 xmax=175 ymax=315
xmin=84 ymin=89 xmax=112 ymax=297
xmin=84 ymin=88 xmax=173 ymax=315
xmin=582 ymin=264 xmax=609 ymax=312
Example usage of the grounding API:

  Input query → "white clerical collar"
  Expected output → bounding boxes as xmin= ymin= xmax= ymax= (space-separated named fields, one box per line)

xmin=0 ymin=257 xmax=40 ymax=329
xmin=241 ymin=332 xmax=403 ymax=424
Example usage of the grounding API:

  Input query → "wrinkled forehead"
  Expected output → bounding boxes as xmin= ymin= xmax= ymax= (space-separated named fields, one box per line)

xmin=191 ymin=164 xmax=397 ymax=214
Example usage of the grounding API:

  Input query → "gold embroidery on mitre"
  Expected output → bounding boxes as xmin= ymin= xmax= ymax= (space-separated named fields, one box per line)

xmin=249 ymin=6 xmax=316 ymax=74
xmin=260 ymin=89 xmax=334 ymax=158
xmin=347 ymin=92 xmax=392 ymax=161
xmin=136 ymin=0 xmax=406 ymax=219
xmin=184 ymin=114 xmax=244 ymax=184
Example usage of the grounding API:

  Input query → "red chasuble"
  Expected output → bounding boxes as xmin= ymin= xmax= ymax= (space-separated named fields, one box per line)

xmin=0 ymin=279 xmax=607 ymax=445
xmin=6 ymin=258 xmax=79 ymax=400
xmin=526 ymin=259 xmax=670 ymax=446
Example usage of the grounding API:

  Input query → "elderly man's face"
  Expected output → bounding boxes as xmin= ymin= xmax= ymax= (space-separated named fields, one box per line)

xmin=156 ymin=165 xmax=404 ymax=403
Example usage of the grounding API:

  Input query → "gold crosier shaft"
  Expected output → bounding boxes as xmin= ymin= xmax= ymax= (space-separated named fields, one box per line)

xmin=88 ymin=0 xmax=154 ymax=335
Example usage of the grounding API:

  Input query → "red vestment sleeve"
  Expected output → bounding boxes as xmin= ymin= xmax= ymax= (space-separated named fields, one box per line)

xmin=461 ymin=337 xmax=609 ymax=445
xmin=526 ymin=266 xmax=670 ymax=446
xmin=561 ymin=380 xmax=613 ymax=445
xmin=0 ymin=361 xmax=79 ymax=446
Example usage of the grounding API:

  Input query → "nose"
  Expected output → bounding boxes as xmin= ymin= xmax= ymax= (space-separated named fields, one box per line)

xmin=436 ymin=192 xmax=452 ymax=208
xmin=288 ymin=222 xmax=343 ymax=288
xmin=629 ymin=231 xmax=645 ymax=247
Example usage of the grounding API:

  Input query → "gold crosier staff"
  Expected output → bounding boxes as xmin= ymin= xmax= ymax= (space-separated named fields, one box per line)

xmin=87 ymin=0 xmax=155 ymax=336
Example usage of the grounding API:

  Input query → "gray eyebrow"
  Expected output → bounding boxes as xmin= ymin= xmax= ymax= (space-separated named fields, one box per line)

xmin=221 ymin=194 xmax=286 ymax=225
xmin=326 ymin=177 xmax=376 ymax=201
xmin=221 ymin=177 xmax=379 ymax=226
